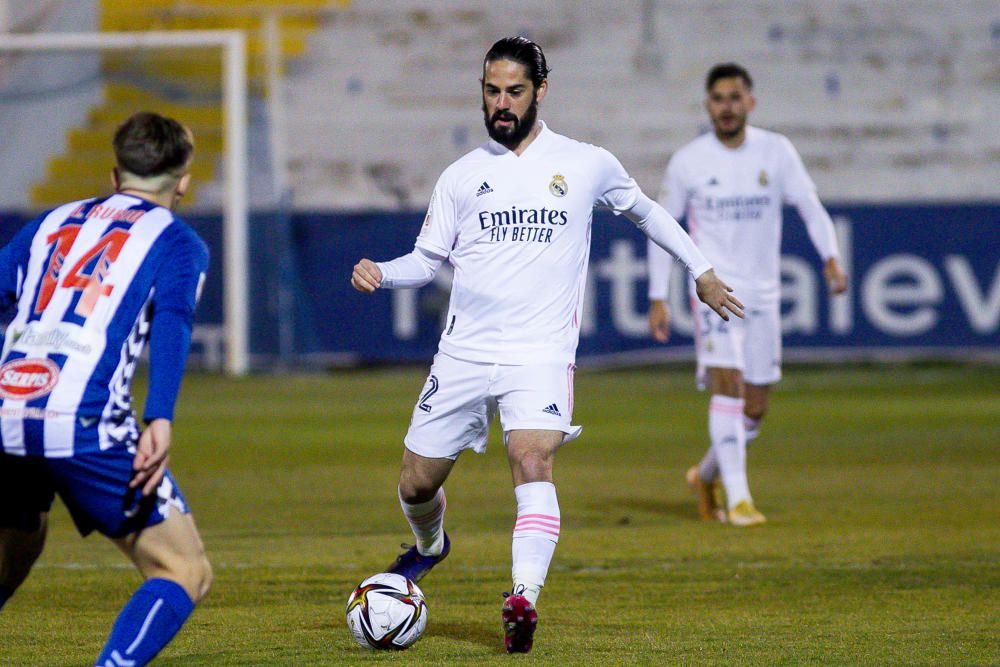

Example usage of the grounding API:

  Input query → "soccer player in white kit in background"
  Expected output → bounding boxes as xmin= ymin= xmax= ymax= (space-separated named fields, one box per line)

xmin=352 ymin=37 xmax=744 ymax=653
xmin=646 ymin=63 xmax=848 ymax=527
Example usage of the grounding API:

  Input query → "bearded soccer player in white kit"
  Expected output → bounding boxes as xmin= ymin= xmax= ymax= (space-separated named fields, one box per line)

xmin=351 ymin=37 xmax=743 ymax=653
xmin=646 ymin=63 xmax=848 ymax=527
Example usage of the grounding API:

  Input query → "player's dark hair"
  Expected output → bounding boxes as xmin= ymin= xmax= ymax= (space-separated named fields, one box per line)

xmin=113 ymin=111 xmax=193 ymax=177
xmin=706 ymin=63 xmax=753 ymax=91
xmin=483 ymin=36 xmax=550 ymax=88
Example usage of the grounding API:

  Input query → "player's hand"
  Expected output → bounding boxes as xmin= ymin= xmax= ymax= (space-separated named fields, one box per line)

xmin=824 ymin=257 xmax=848 ymax=295
xmin=131 ymin=418 xmax=172 ymax=497
xmin=351 ymin=258 xmax=383 ymax=294
xmin=648 ymin=299 xmax=671 ymax=343
xmin=694 ymin=269 xmax=744 ymax=321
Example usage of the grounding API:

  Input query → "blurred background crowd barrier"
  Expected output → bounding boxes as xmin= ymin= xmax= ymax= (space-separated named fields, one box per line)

xmin=1 ymin=0 xmax=997 ymax=370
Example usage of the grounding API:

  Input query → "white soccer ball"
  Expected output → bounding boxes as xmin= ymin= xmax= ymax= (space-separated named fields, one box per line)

xmin=346 ymin=572 xmax=428 ymax=650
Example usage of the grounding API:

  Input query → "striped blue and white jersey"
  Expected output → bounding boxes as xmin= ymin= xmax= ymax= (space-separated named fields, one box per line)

xmin=0 ymin=193 xmax=208 ymax=458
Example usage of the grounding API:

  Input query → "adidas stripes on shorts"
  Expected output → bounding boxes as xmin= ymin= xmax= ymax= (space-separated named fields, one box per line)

xmin=403 ymin=352 xmax=578 ymax=460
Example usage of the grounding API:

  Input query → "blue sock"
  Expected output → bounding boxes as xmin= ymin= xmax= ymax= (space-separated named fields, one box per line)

xmin=0 ymin=583 xmax=13 ymax=611
xmin=95 ymin=578 xmax=194 ymax=667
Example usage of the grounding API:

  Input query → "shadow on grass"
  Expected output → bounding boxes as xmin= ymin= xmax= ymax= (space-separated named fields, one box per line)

xmin=427 ymin=619 xmax=503 ymax=652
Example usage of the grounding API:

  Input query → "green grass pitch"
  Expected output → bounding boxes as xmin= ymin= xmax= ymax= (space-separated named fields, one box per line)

xmin=2 ymin=363 xmax=998 ymax=665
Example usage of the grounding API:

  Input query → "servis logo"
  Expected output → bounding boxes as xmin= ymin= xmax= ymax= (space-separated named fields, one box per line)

xmin=0 ymin=358 xmax=60 ymax=401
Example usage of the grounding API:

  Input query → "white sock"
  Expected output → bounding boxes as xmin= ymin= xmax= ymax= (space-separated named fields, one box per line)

xmin=511 ymin=481 xmax=560 ymax=606
xmin=698 ymin=447 xmax=719 ymax=481
xmin=398 ymin=487 xmax=446 ymax=556
xmin=709 ymin=395 xmax=751 ymax=509
xmin=743 ymin=414 xmax=761 ymax=445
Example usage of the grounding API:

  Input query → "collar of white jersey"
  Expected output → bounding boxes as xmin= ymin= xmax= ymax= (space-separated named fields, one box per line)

xmin=485 ymin=119 xmax=552 ymax=157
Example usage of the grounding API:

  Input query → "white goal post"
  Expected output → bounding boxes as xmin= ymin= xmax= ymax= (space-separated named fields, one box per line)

xmin=0 ymin=29 xmax=250 ymax=375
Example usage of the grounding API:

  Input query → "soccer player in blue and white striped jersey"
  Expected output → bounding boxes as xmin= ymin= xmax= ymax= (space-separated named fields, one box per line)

xmin=0 ymin=111 xmax=211 ymax=667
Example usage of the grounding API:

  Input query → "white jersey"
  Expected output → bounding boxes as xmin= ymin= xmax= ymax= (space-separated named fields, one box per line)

xmin=413 ymin=122 xmax=706 ymax=365
xmin=650 ymin=125 xmax=839 ymax=303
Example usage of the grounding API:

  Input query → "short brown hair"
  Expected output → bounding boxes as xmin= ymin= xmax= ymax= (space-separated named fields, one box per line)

xmin=113 ymin=111 xmax=193 ymax=178
xmin=706 ymin=63 xmax=753 ymax=91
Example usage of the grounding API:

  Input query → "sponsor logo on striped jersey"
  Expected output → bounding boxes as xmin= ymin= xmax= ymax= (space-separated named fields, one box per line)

xmin=0 ymin=358 xmax=60 ymax=401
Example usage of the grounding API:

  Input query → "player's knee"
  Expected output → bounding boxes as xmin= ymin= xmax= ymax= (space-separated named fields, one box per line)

xmin=744 ymin=394 xmax=769 ymax=421
xmin=707 ymin=368 xmax=743 ymax=397
xmin=397 ymin=473 xmax=438 ymax=505
xmin=144 ymin=545 xmax=212 ymax=603
xmin=512 ymin=451 xmax=553 ymax=484
xmin=193 ymin=554 xmax=213 ymax=603
xmin=170 ymin=553 xmax=212 ymax=604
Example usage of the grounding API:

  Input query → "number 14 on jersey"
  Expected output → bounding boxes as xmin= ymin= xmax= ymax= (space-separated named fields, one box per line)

xmin=34 ymin=223 xmax=131 ymax=318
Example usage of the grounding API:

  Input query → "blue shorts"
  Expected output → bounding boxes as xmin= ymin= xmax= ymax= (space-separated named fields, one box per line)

xmin=0 ymin=446 xmax=188 ymax=538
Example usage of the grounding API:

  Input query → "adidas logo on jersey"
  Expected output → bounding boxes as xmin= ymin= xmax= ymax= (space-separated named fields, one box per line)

xmin=476 ymin=181 xmax=493 ymax=197
xmin=541 ymin=403 xmax=562 ymax=417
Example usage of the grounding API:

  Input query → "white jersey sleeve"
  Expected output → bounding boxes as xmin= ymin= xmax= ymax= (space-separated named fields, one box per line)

xmin=377 ymin=247 xmax=444 ymax=289
xmin=414 ymin=173 xmax=459 ymax=258
xmin=625 ymin=194 xmax=711 ymax=281
xmin=778 ymin=135 xmax=840 ymax=261
xmin=647 ymin=238 xmax=674 ymax=301
xmin=591 ymin=148 xmax=709 ymax=297
xmin=593 ymin=147 xmax=642 ymax=213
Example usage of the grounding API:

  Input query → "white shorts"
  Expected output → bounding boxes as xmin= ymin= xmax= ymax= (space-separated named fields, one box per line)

xmin=403 ymin=352 xmax=582 ymax=460
xmin=692 ymin=298 xmax=782 ymax=387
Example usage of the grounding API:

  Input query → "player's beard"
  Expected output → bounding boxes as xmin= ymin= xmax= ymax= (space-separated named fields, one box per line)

xmin=713 ymin=112 xmax=746 ymax=141
xmin=483 ymin=95 xmax=539 ymax=149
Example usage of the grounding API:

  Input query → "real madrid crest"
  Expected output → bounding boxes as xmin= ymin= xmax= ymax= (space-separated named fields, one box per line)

xmin=758 ymin=169 xmax=769 ymax=187
xmin=549 ymin=174 xmax=568 ymax=197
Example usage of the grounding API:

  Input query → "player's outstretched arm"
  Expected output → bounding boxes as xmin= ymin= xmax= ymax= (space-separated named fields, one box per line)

xmin=695 ymin=269 xmax=745 ymax=321
xmin=131 ymin=419 xmax=172 ymax=497
xmin=648 ymin=299 xmax=671 ymax=343
xmin=352 ymin=248 xmax=445 ymax=293
xmin=351 ymin=258 xmax=383 ymax=294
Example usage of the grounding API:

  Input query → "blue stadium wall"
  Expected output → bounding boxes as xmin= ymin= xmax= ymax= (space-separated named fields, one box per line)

xmin=1 ymin=204 xmax=997 ymax=365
